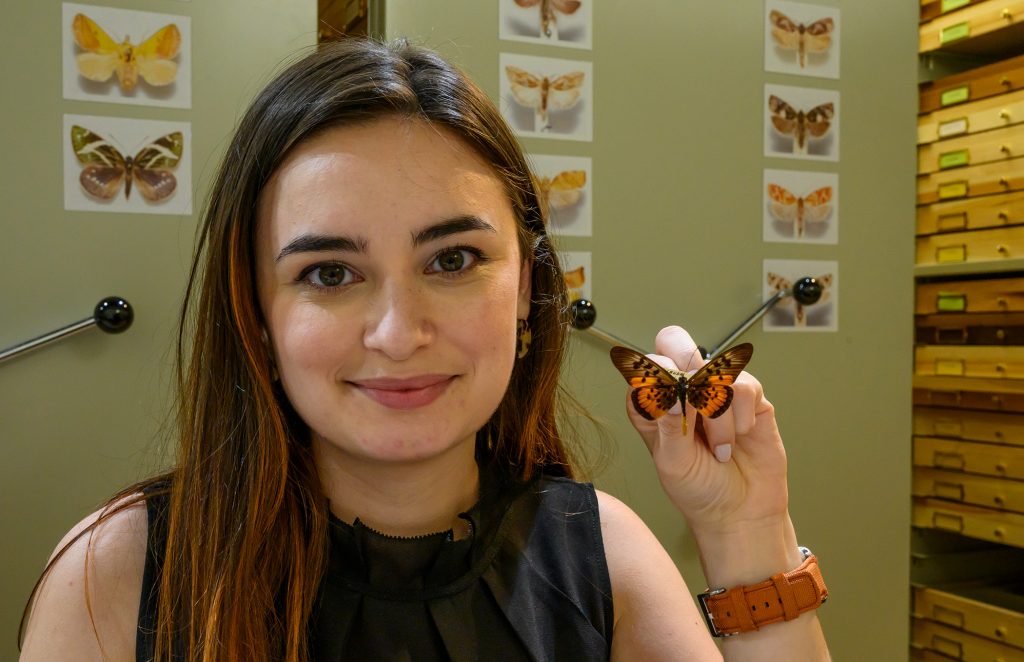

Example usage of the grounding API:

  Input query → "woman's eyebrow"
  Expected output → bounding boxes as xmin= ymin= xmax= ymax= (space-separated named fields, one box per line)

xmin=411 ymin=215 xmax=496 ymax=246
xmin=276 ymin=234 xmax=368 ymax=262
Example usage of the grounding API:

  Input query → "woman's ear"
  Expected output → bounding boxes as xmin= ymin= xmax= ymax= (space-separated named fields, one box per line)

xmin=517 ymin=258 xmax=533 ymax=319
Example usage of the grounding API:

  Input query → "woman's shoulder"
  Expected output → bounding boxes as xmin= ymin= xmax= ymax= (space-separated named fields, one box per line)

xmin=20 ymin=492 xmax=151 ymax=661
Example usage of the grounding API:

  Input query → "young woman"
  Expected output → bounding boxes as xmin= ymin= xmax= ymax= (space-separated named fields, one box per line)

xmin=20 ymin=38 xmax=829 ymax=661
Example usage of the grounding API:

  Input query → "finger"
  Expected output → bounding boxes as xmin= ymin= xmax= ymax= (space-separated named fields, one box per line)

xmin=654 ymin=326 xmax=705 ymax=373
xmin=728 ymin=374 xmax=762 ymax=437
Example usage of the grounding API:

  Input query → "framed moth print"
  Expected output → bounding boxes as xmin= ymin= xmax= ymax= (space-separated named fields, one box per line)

xmin=559 ymin=251 xmax=592 ymax=303
xmin=499 ymin=0 xmax=593 ymax=50
xmin=765 ymin=0 xmax=840 ymax=79
xmin=763 ymin=259 xmax=838 ymax=331
xmin=764 ymin=84 xmax=839 ymax=161
xmin=529 ymin=154 xmax=592 ymax=237
xmin=62 ymin=3 xmax=191 ymax=108
xmin=64 ymin=114 xmax=192 ymax=215
xmin=500 ymin=53 xmax=593 ymax=141
xmin=763 ymin=169 xmax=838 ymax=244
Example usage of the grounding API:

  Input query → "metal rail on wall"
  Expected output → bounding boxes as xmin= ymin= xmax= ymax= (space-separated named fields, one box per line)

xmin=569 ymin=276 xmax=824 ymax=359
xmin=0 ymin=297 xmax=134 ymax=365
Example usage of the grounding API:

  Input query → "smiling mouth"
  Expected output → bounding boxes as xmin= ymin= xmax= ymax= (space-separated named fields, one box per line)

xmin=351 ymin=375 xmax=455 ymax=410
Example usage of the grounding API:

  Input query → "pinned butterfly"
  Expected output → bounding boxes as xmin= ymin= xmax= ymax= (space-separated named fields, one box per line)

xmin=71 ymin=125 xmax=183 ymax=202
xmin=610 ymin=344 xmax=753 ymax=434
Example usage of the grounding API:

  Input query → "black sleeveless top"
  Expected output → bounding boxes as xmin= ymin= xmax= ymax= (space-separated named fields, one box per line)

xmin=136 ymin=473 xmax=615 ymax=661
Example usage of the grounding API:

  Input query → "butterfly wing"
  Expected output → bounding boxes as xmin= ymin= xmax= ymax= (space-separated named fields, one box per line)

xmin=131 ymin=132 xmax=183 ymax=202
xmin=551 ymin=0 xmax=582 ymax=14
xmin=804 ymin=18 xmax=834 ymax=53
xmin=72 ymin=14 xmax=120 ymax=82
xmin=769 ymin=10 xmax=802 ymax=50
xmin=805 ymin=103 xmax=834 ymax=137
xmin=548 ymin=71 xmax=584 ymax=111
xmin=686 ymin=344 xmax=753 ymax=418
xmin=71 ymin=125 xmax=127 ymax=200
xmin=514 ymin=0 xmax=543 ymax=6
xmin=610 ymin=347 xmax=681 ymax=421
xmin=546 ymin=170 xmax=586 ymax=210
xmin=802 ymin=186 xmax=834 ymax=223
xmin=136 ymin=23 xmax=181 ymax=86
xmin=506 ymin=66 xmax=543 ymax=110
xmin=767 ymin=183 xmax=798 ymax=223
xmin=769 ymin=95 xmax=797 ymax=136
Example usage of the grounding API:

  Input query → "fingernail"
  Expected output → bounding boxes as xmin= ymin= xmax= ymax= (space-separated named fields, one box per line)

xmin=714 ymin=444 xmax=732 ymax=463
xmin=669 ymin=400 xmax=682 ymax=415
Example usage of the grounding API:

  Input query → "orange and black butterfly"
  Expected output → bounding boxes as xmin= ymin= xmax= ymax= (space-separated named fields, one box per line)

xmin=609 ymin=344 xmax=753 ymax=434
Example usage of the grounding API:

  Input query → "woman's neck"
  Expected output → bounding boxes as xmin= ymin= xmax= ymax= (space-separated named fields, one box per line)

xmin=313 ymin=436 xmax=480 ymax=539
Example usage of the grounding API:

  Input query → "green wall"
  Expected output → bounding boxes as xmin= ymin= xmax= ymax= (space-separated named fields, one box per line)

xmin=387 ymin=0 xmax=917 ymax=658
xmin=0 ymin=1 xmax=317 ymax=659
xmin=2 ymin=1 xmax=916 ymax=659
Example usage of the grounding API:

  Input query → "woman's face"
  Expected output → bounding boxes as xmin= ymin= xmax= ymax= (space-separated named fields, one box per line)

xmin=255 ymin=117 xmax=531 ymax=466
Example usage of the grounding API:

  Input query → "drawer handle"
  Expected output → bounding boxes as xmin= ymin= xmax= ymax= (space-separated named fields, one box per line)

xmin=932 ymin=604 xmax=965 ymax=628
xmin=996 ymin=362 xmax=1008 ymax=375
xmin=996 ymin=461 xmax=1008 ymax=473
xmin=1000 ymin=108 xmax=1012 ymax=120
xmin=932 ymin=511 xmax=964 ymax=532
xmin=1000 ymin=177 xmax=1011 ymax=187
xmin=998 ymin=296 xmax=1009 ymax=309
xmin=994 ymin=526 xmax=1006 ymax=540
xmin=999 ymin=210 xmax=1010 ymax=222
xmin=1001 ymin=76 xmax=1013 ymax=87
xmin=992 ymin=394 xmax=1004 ymax=407
xmin=933 ymin=451 xmax=965 ymax=469
xmin=1002 ymin=144 xmax=1013 ymax=155
xmin=994 ymin=495 xmax=1005 ymax=507
xmin=934 ymin=480 xmax=965 ymax=501
xmin=998 ymin=244 xmax=1010 ymax=255
xmin=1003 ymin=7 xmax=1013 ymax=20
xmin=996 ymin=626 xmax=1008 ymax=639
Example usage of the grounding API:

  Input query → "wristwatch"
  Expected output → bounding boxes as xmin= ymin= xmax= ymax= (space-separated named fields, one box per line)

xmin=697 ymin=546 xmax=828 ymax=637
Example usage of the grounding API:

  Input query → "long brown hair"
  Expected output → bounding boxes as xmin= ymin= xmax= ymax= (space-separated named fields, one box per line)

xmin=21 ymin=37 xmax=574 ymax=661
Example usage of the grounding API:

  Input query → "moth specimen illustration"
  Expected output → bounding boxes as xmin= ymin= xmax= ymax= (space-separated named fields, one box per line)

xmin=72 ymin=13 xmax=181 ymax=92
xmin=610 ymin=344 xmax=753 ymax=435
xmin=513 ymin=0 xmax=582 ymax=39
xmin=766 ymin=272 xmax=833 ymax=326
xmin=536 ymin=169 xmax=586 ymax=218
xmin=769 ymin=10 xmax=834 ymax=68
xmin=71 ymin=125 xmax=183 ymax=202
xmin=768 ymin=95 xmax=834 ymax=154
xmin=767 ymin=184 xmax=833 ymax=238
xmin=563 ymin=264 xmax=586 ymax=302
xmin=506 ymin=66 xmax=585 ymax=131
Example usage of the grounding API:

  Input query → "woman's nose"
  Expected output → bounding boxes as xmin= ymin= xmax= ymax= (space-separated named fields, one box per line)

xmin=362 ymin=281 xmax=433 ymax=361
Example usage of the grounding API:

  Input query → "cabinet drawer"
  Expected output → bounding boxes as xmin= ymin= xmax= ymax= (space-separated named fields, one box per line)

xmin=916 ymin=276 xmax=1024 ymax=313
xmin=919 ymin=86 xmax=1024 ymax=144
xmin=914 ymin=466 xmax=1024 ymax=511
xmin=920 ymin=0 xmax=989 ymax=25
xmin=914 ymin=436 xmax=1024 ymax=479
xmin=914 ymin=374 xmax=1024 ymax=412
xmin=917 ymin=156 xmax=1024 ymax=204
xmin=914 ymin=497 xmax=1024 ymax=546
xmin=915 ymin=584 xmax=1024 ymax=649
xmin=918 ymin=124 xmax=1023 ymax=174
xmin=915 ymin=345 xmax=1024 ymax=378
xmin=919 ymin=0 xmax=1024 ymax=53
xmin=917 ymin=189 xmax=1024 ymax=235
xmin=916 ymin=224 xmax=1024 ymax=264
xmin=919 ymin=52 xmax=1024 ymax=113
xmin=912 ymin=615 xmax=1024 ymax=657
xmin=915 ymin=406 xmax=1024 ymax=444
xmin=916 ymin=312 xmax=1024 ymax=344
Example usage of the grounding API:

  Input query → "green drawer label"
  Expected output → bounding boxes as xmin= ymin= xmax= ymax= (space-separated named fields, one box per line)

xmin=941 ymin=0 xmax=970 ymax=13
xmin=940 ymin=85 xmax=970 ymax=106
xmin=938 ymin=149 xmax=969 ymax=169
xmin=940 ymin=22 xmax=971 ymax=44
xmin=936 ymin=244 xmax=967 ymax=263
xmin=937 ymin=292 xmax=967 ymax=312
xmin=938 ymin=181 xmax=969 ymax=199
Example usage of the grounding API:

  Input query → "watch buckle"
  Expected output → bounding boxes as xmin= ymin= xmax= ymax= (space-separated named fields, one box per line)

xmin=697 ymin=587 xmax=735 ymax=638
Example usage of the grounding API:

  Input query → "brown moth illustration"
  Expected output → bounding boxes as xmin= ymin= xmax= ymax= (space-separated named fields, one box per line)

xmin=769 ymin=10 xmax=834 ymax=68
xmin=768 ymin=95 xmax=834 ymax=154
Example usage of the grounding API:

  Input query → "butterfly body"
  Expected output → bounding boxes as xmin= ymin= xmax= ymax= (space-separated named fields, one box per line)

xmin=610 ymin=344 xmax=753 ymax=434
xmin=71 ymin=125 xmax=183 ymax=201
xmin=769 ymin=10 xmax=833 ymax=68
xmin=768 ymin=95 xmax=833 ymax=153
xmin=514 ymin=0 xmax=582 ymax=39
xmin=72 ymin=13 xmax=180 ymax=92
xmin=506 ymin=66 xmax=584 ymax=131
xmin=767 ymin=184 xmax=833 ymax=237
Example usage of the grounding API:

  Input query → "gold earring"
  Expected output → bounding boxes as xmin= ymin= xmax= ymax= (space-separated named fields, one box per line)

xmin=516 ymin=319 xmax=532 ymax=359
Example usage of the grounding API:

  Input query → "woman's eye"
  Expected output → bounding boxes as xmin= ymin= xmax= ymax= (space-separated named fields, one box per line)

xmin=303 ymin=263 xmax=356 ymax=289
xmin=429 ymin=248 xmax=479 ymax=274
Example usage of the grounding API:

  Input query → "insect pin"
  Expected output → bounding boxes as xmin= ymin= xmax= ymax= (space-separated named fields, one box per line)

xmin=609 ymin=344 xmax=753 ymax=435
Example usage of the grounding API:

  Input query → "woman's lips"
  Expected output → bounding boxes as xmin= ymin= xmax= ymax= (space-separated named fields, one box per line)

xmin=352 ymin=375 xmax=455 ymax=410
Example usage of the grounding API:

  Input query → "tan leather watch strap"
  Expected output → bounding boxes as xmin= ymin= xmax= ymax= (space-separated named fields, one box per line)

xmin=697 ymin=549 xmax=828 ymax=637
